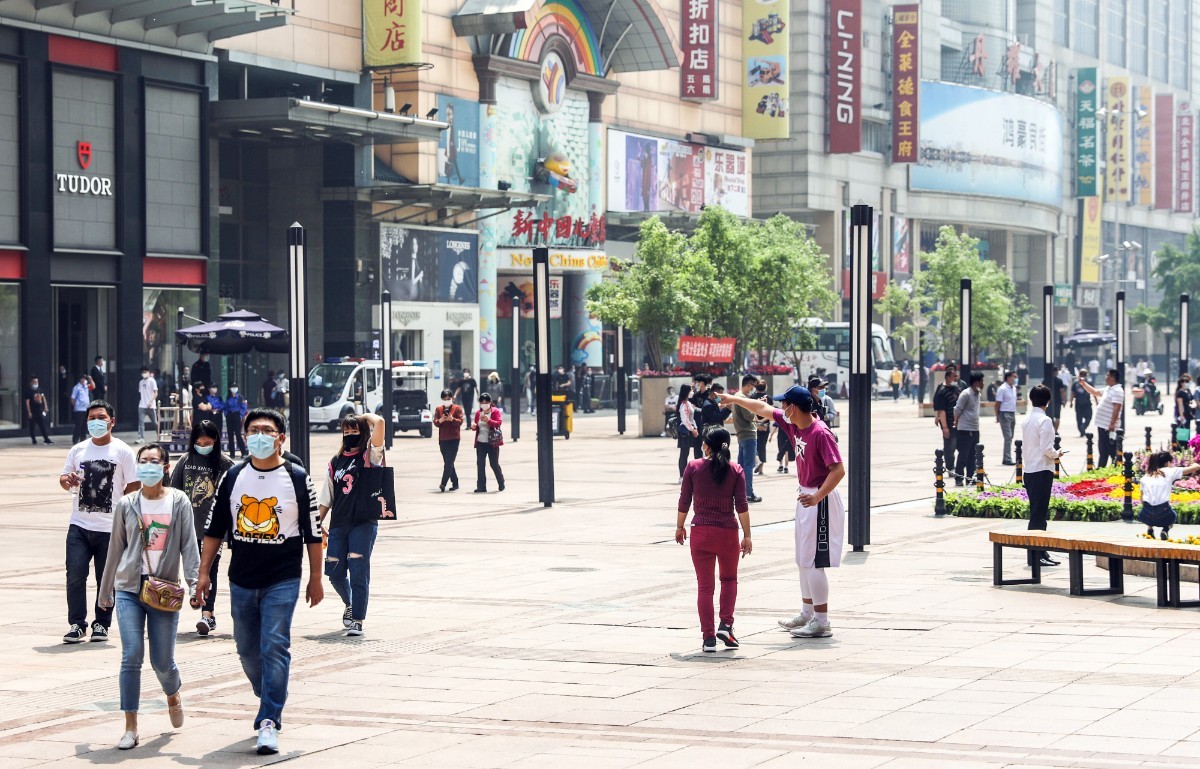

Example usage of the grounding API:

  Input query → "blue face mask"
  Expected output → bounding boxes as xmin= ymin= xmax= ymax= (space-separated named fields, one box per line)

xmin=136 ymin=463 xmax=165 ymax=486
xmin=247 ymin=433 xmax=278 ymax=460
xmin=87 ymin=419 xmax=109 ymax=439
xmin=195 ymin=444 xmax=214 ymax=456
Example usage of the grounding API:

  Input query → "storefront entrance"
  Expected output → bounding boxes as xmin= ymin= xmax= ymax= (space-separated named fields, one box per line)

xmin=53 ymin=286 xmax=117 ymax=419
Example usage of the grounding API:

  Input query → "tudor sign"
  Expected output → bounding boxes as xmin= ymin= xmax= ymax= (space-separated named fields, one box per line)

xmin=56 ymin=140 xmax=113 ymax=197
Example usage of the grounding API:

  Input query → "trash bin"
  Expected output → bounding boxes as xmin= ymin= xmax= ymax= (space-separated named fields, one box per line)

xmin=550 ymin=393 xmax=573 ymax=439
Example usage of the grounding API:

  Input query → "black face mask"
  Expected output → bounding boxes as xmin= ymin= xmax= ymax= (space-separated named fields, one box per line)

xmin=342 ymin=434 xmax=363 ymax=452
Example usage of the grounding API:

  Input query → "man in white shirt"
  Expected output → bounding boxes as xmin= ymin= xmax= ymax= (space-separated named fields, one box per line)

xmin=1078 ymin=368 xmax=1123 ymax=467
xmin=136 ymin=367 xmax=158 ymax=443
xmin=1088 ymin=358 xmax=1100 ymax=375
xmin=1022 ymin=384 xmax=1063 ymax=567
xmin=994 ymin=370 xmax=1018 ymax=465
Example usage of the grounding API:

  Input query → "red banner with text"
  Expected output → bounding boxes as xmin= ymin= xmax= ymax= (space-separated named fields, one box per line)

xmin=1177 ymin=103 xmax=1194 ymax=214
xmin=1155 ymin=93 xmax=1174 ymax=209
xmin=890 ymin=5 xmax=919 ymax=163
xmin=677 ymin=336 xmax=737 ymax=363
xmin=680 ymin=0 xmax=718 ymax=100
xmin=828 ymin=0 xmax=862 ymax=154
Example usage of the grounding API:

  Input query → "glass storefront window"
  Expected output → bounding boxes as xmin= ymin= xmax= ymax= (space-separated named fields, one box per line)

xmin=143 ymin=288 xmax=202 ymax=401
xmin=0 ymin=284 xmax=19 ymax=428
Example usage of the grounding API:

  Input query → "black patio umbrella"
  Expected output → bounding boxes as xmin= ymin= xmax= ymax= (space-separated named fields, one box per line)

xmin=1061 ymin=328 xmax=1116 ymax=349
xmin=175 ymin=309 xmax=290 ymax=354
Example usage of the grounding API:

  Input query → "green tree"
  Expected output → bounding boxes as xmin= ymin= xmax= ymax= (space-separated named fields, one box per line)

xmin=686 ymin=206 xmax=756 ymax=362
xmin=585 ymin=217 xmax=704 ymax=370
xmin=1132 ymin=228 xmax=1200 ymax=360
xmin=878 ymin=226 xmax=1032 ymax=362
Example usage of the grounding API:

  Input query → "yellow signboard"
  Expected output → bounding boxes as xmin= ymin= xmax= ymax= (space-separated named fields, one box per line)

xmin=743 ymin=0 xmax=790 ymax=140
xmin=1104 ymin=77 xmax=1130 ymax=201
xmin=364 ymin=0 xmax=422 ymax=68
xmin=1135 ymin=86 xmax=1153 ymax=207
xmin=1079 ymin=195 xmax=1103 ymax=283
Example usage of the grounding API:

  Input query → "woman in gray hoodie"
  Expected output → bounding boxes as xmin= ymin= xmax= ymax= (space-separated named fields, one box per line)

xmin=99 ymin=443 xmax=200 ymax=750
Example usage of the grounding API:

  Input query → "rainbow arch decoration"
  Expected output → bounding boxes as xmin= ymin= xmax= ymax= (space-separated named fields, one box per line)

xmin=508 ymin=0 xmax=603 ymax=77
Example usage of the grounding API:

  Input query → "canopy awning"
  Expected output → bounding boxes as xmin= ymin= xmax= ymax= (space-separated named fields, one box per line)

xmin=12 ymin=0 xmax=291 ymax=47
xmin=211 ymin=98 xmax=448 ymax=145
xmin=323 ymin=183 xmax=550 ymax=227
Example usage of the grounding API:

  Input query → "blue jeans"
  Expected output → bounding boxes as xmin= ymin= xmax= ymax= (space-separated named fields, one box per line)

xmin=115 ymin=590 xmax=181 ymax=713
xmin=229 ymin=578 xmax=299 ymax=729
xmin=325 ymin=523 xmax=378 ymax=621
xmin=738 ymin=438 xmax=757 ymax=498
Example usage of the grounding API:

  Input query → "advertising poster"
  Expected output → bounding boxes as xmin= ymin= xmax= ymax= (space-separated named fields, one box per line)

xmin=1177 ymin=102 xmax=1194 ymax=214
xmin=1075 ymin=67 xmax=1099 ymax=197
xmin=606 ymin=129 xmax=748 ymax=216
xmin=911 ymin=82 xmax=1063 ymax=207
xmin=364 ymin=0 xmax=422 ymax=68
xmin=742 ymin=0 xmax=790 ymax=140
xmin=436 ymin=95 xmax=480 ymax=188
xmin=1155 ymin=93 xmax=1174 ymax=209
xmin=496 ymin=276 xmax=561 ymax=320
xmin=890 ymin=5 xmax=919 ymax=164
xmin=1134 ymin=86 xmax=1153 ymax=207
xmin=827 ymin=0 xmax=862 ymax=153
xmin=1104 ymin=77 xmax=1131 ymax=201
xmin=680 ymin=0 xmax=718 ymax=99
xmin=380 ymin=223 xmax=479 ymax=304
xmin=1079 ymin=196 xmax=1102 ymax=283
xmin=892 ymin=217 xmax=910 ymax=276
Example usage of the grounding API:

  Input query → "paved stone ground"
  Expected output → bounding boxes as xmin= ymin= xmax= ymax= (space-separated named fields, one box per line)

xmin=2 ymin=400 xmax=1199 ymax=768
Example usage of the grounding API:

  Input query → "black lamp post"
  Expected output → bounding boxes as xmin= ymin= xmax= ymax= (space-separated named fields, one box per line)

xmin=1117 ymin=289 xmax=1127 ymax=431
xmin=848 ymin=204 xmax=873 ymax=551
xmin=960 ymin=278 xmax=972 ymax=383
xmin=504 ymin=283 xmax=523 ymax=442
xmin=1043 ymin=285 xmax=1056 ymax=419
xmin=533 ymin=247 xmax=554 ymax=507
xmin=287 ymin=221 xmax=310 ymax=468
xmin=1181 ymin=293 xmax=1190 ymax=381
xmin=381 ymin=290 xmax=393 ymax=449
xmin=616 ymin=324 xmax=627 ymax=435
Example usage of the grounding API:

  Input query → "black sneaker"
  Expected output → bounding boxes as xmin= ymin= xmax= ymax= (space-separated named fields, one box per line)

xmin=702 ymin=636 xmax=717 ymax=653
xmin=498 ymin=481 xmax=505 ymax=491
xmin=196 ymin=616 xmax=216 ymax=636
xmin=346 ymin=621 xmax=363 ymax=637
xmin=89 ymin=622 xmax=109 ymax=642
xmin=62 ymin=624 xmax=87 ymax=644
xmin=1161 ymin=529 xmax=1171 ymax=541
xmin=342 ymin=605 xmax=353 ymax=629
xmin=716 ymin=622 xmax=739 ymax=649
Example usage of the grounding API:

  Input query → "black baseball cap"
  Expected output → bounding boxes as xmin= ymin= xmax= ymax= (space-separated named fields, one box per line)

xmin=807 ymin=375 xmax=828 ymax=390
xmin=773 ymin=385 xmax=817 ymax=412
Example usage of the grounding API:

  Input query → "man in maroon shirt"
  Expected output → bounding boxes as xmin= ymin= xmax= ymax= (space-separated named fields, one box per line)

xmin=718 ymin=385 xmax=846 ymax=639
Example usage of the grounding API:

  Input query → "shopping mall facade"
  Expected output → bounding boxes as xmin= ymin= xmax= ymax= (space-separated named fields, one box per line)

xmin=752 ymin=0 xmax=1200 ymax=373
xmin=0 ymin=0 xmax=753 ymax=434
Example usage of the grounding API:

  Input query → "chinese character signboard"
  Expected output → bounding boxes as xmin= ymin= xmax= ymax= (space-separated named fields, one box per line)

xmin=1177 ymin=102 xmax=1194 ymax=214
xmin=1075 ymin=67 xmax=1099 ymax=197
xmin=677 ymin=336 xmax=737 ymax=363
xmin=890 ymin=5 xmax=919 ymax=163
xmin=364 ymin=0 xmax=422 ymax=68
xmin=680 ymin=0 xmax=718 ymax=100
xmin=1078 ymin=196 xmax=1102 ymax=283
xmin=1155 ymin=93 xmax=1174 ymax=209
xmin=508 ymin=211 xmax=606 ymax=248
xmin=828 ymin=0 xmax=862 ymax=153
xmin=743 ymin=0 xmax=790 ymax=139
xmin=1134 ymin=86 xmax=1153 ymax=207
xmin=1104 ymin=77 xmax=1130 ymax=201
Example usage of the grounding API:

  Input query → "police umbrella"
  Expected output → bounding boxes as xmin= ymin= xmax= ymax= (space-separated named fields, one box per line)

xmin=175 ymin=309 xmax=290 ymax=355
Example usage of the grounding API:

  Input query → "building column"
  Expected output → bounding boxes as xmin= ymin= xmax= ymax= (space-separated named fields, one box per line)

xmin=568 ymin=93 xmax=606 ymax=370
xmin=476 ymin=68 xmax=500 ymax=372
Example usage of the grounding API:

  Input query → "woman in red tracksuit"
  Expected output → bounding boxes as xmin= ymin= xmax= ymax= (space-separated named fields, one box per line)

xmin=470 ymin=392 xmax=505 ymax=493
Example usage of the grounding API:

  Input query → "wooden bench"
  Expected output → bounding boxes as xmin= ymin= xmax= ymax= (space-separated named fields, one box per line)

xmin=990 ymin=530 xmax=1200 ymax=608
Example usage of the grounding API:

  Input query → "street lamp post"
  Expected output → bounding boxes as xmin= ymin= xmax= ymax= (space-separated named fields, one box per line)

xmin=914 ymin=315 xmax=930 ymax=405
xmin=1181 ymin=294 xmax=1190 ymax=381
xmin=510 ymin=291 xmax=521 ymax=442
xmin=1163 ymin=325 xmax=1175 ymax=382
xmin=848 ymin=204 xmax=873 ymax=551
xmin=1042 ymin=286 xmax=1055 ymax=418
xmin=381 ymin=290 xmax=393 ymax=450
xmin=287 ymin=222 xmax=310 ymax=469
xmin=533 ymin=247 xmax=555 ymax=507
xmin=616 ymin=324 xmax=627 ymax=435
xmin=960 ymin=279 xmax=972 ymax=383
xmin=1117 ymin=290 xmax=1128 ymax=432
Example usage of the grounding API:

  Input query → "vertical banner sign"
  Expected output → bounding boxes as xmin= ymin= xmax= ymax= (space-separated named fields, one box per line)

xmin=680 ymin=0 xmax=718 ymax=100
xmin=892 ymin=217 xmax=911 ymax=276
xmin=364 ymin=0 xmax=423 ymax=68
xmin=1079 ymin=196 xmax=1103 ymax=283
xmin=743 ymin=0 xmax=790 ymax=139
xmin=1134 ymin=86 xmax=1154 ymax=207
xmin=1075 ymin=68 xmax=1098 ymax=196
xmin=1104 ymin=77 xmax=1130 ymax=201
xmin=828 ymin=0 xmax=862 ymax=153
xmin=890 ymin=5 xmax=919 ymax=163
xmin=1177 ymin=102 xmax=1194 ymax=214
xmin=1155 ymin=93 xmax=1175 ymax=209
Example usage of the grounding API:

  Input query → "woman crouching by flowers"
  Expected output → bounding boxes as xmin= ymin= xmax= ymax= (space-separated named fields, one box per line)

xmin=1139 ymin=450 xmax=1200 ymax=540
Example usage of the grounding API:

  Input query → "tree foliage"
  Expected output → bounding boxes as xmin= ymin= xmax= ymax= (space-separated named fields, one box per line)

xmin=585 ymin=208 xmax=837 ymax=370
xmin=1132 ymin=228 xmax=1200 ymax=354
xmin=878 ymin=226 xmax=1032 ymax=362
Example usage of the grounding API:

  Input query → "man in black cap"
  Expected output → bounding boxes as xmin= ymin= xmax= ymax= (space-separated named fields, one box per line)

xmin=718 ymin=384 xmax=845 ymax=639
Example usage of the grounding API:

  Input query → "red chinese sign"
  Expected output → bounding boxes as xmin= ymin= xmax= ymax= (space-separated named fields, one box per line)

xmin=828 ymin=0 xmax=862 ymax=154
xmin=890 ymin=5 xmax=919 ymax=164
xmin=677 ymin=336 xmax=737 ymax=363
xmin=1155 ymin=93 xmax=1174 ymax=209
xmin=1177 ymin=103 xmax=1194 ymax=214
xmin=511 ymin=211 xmax=606 ymax=247
xmin=680 ymin=0 xmax=718 ymax=100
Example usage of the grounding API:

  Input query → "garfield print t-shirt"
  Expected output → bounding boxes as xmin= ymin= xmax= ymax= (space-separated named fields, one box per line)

xmin=207 ymin=461 xmax=319 ymax=589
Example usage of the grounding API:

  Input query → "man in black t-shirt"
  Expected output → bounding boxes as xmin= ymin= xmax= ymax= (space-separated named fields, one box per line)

xmin=455 ymin=369 xmax=478 ymax=413
xmin=89 ymin=356 xmax=107 ymax=401
xmin=25 ymin=376 xmax=52 ymax=444
xmin=934 ymin=367 xmax=961 ymax=477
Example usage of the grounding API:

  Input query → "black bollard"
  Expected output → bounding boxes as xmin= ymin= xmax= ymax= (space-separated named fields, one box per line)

xmin=1015 ymin=438 xmax=1024 ymax=484
xmin=1053 ymin=434 xmax=1062 ymax=479
xmin=975 ymin=443 xmax=986 ymax=493
xmin=1116 ymin=428 xmax=1125 ymax=467
xmin=1122 ymin=452 xmax=1135 ymax=522
xmin=1145 ymin=425 xmax=1153 ymax=452
xmin=934 ymin=449 xmax=946 ymax=517
xmin=1086 ymin=432 xmax=1095 ymax=471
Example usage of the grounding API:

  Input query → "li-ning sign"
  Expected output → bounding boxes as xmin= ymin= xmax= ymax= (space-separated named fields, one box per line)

xmin=56 ymin=140 xmax=113 ymax=197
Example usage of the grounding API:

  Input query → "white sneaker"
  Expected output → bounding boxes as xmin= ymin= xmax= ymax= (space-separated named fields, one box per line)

xmin=256 ymin=720 xmax=279 ymax=755
xmin=777 ymin=613 xmax=813 ymax=630
xmin=790 ymin=617 xmax=833 ymax=638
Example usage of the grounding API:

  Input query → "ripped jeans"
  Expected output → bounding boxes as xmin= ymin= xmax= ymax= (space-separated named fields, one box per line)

xmin=324 ymin=522 xmax=378 ymax=622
